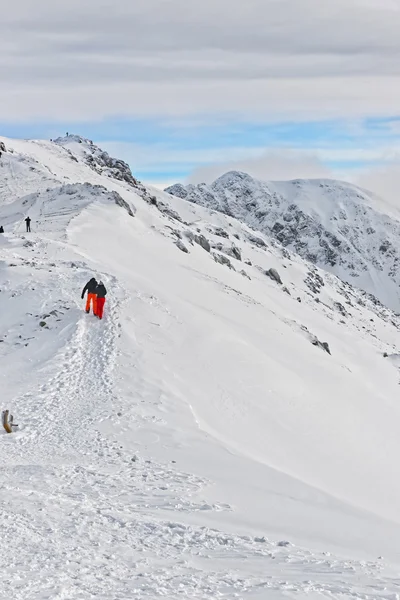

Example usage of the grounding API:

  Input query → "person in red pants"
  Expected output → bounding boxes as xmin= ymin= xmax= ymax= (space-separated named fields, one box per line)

xmin=95 ymin=281 xmax=107 ymax=319
xmin=81 ymin=277 xmax=98 ymax=314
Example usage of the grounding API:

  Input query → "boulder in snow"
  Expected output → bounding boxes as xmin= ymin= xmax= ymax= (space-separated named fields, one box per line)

xmin=194 ymin=234 xmax=211 ymax=252
xmin=213 ymin=252 xmax=235 ymax=270
xmin=311 ymin=337 xmax=331 ymax=355
xmin=213 ymin=227 xmax=230 ymax=239
xmin=175 ymin=240 xmax=189 ymax=253
xmin=266 ymin=268 xmax=282 ymax=285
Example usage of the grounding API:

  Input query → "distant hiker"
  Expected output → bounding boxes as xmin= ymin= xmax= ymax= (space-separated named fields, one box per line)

xmin=25 ymin=216 xmax=31 ymax=232
xmin=81 ymin=277 xmax=98 ymax=314
xmin=0 ymin=226 xmax=3 ymax=233
xmin=95 ymin=281 xmax=107 ymax=320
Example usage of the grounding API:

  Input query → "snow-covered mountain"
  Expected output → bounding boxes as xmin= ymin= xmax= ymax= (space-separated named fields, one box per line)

xmin=166 ymin=172 xmax=400 ymax=311
xmin=1 ymin=135 xmax=400 ymax=599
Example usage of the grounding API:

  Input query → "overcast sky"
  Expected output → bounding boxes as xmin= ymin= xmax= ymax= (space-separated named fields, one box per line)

xmin=2 ymin=0 xmax=400 ymax=199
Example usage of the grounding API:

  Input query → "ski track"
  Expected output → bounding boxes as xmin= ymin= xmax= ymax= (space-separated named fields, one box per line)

xmin=0 ymin=207 xmax=399 ymax=598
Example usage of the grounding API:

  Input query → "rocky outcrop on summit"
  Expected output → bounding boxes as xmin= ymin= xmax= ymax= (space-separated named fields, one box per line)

xmin=54 ymin=135 xmax=139 ymax=186
xmin=54 ymin=135 xmax=157 ymax=206
xmin=166 ymin=172 xmax=400 ymax=310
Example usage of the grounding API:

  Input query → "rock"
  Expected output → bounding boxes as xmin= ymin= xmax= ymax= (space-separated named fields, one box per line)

xmin=266 ymin=268 xmax=282 ymax=285
xmin=182 ymin=230 xmax=195 ymax=244
xmin=112 ymin=191 xmax=135 ymax=217
xmin=194 ymin=234 xmax=211 ymax=252
xmin=282 ymin=286 xmax=291 ymax=295
xmin=277 ymin=540 xmax=291 ymax=547
xmin=333 ymin=301 xmax=347 ymax=316
xmin=213 ymin=252 xmax=234 ymax=269
xmin=230 ymin=244 xmax=242 ymax=261
xmin=175 ymin=240 xmax=189 ymax=253
xmin=297 ymin=297 xmax=301 ymax=302
xmin=39 ymin=321 xmax=47 ymax=328
xmin=248 ymin=234 xmax=267 ymax=248
xmin=304 ymin=270 xmax=325 ymax=294
xmin=311 ymin=337 xmax=331 ymax=355
xmin=244 ymin=259 xmax=252 ymax=266
xmin=240 ymin=269 xmax=251 ymax=280
xmin=212 ymin=242 xmax=241 ymax=261
xmin=172 ymin=229 xmax=182 ymax=240
xmin=321 ymin=342 xmax=331 ymax=354
xmin=213 ymin=227 xmax=230 ymax=238
xmin=157 ymin=202 xmax=182 ymax=222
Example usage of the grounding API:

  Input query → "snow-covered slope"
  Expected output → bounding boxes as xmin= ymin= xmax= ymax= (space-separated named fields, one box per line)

xmin=166 ymin=172 xmax=400 ymax=311
xmin=1 ymin=135 xmax=400 ymax=599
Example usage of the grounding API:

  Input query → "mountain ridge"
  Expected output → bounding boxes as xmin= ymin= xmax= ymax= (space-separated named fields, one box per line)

xmin=2 ymin=134 xmax=400 ymax=596
xmin=166 ymin=171 xmax=400 ymax=310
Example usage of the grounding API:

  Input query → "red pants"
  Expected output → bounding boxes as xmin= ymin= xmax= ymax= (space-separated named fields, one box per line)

xmin=96 ymin=297 xmax=106 ymax=319
xmin=86 ymin=293 xmax=97 ymax=314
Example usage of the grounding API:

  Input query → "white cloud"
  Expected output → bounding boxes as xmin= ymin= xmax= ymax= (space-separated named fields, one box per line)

xmin=3 ymin=0 xmax=400 ymax=120
xmin=99 ymin=141 xmax=270 ymax=171
xmin=187 ymin=150 xmax=332 ymax=183
xmin=354 ymin=163 xmax=400 ymax=209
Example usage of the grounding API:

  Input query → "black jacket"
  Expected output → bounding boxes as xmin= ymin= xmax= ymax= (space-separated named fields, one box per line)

xmin=96 ymin=283 xmax=107 ymax=298
xmin=82 ymin=278 xmax=97 ymax=298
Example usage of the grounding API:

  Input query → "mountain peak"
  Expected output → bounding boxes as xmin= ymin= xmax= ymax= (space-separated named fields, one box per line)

xmin=213 ymin=170 xmax=253 ymax=184
xmin=55 ymin=134 xmax=141 ymax=188
xmin=166 ymin=170 xmax=400 ymax=309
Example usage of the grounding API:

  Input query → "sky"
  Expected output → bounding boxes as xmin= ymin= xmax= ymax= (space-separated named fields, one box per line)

xmin=2 ymin=0 xmax=400 ymax=199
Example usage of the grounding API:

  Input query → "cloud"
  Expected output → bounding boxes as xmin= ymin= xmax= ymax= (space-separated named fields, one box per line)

xmin=187 ymin=150 xmax=332 ymax=183
xmin=3 ymin=0 xmax=400 ymax=120
xmin=354 ymin=162 xmax=400 ymax=211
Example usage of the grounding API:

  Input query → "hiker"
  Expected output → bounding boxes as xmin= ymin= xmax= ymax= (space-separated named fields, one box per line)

xmin=81 ymin=277 xmax=98 ymax=314
xmin=0 ymin=226 xmax=3 ymax=233
xmin=25 ymin=216 xmax=31 ymax=232
xmin=95 ymin=280 xmax=107 ymax=320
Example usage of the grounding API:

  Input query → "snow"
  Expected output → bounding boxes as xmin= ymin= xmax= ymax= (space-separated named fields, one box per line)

xmin=1 ymin=136 xmax=400 ymax=599
xmin=166 ymin=172 xmax=400 ymax=311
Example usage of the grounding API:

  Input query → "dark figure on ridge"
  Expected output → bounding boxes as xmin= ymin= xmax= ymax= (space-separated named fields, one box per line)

xmin=81 ymin=277 xmax=98 ymax=314
xmin=25 ymin=216 xmax=31 ymax=232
